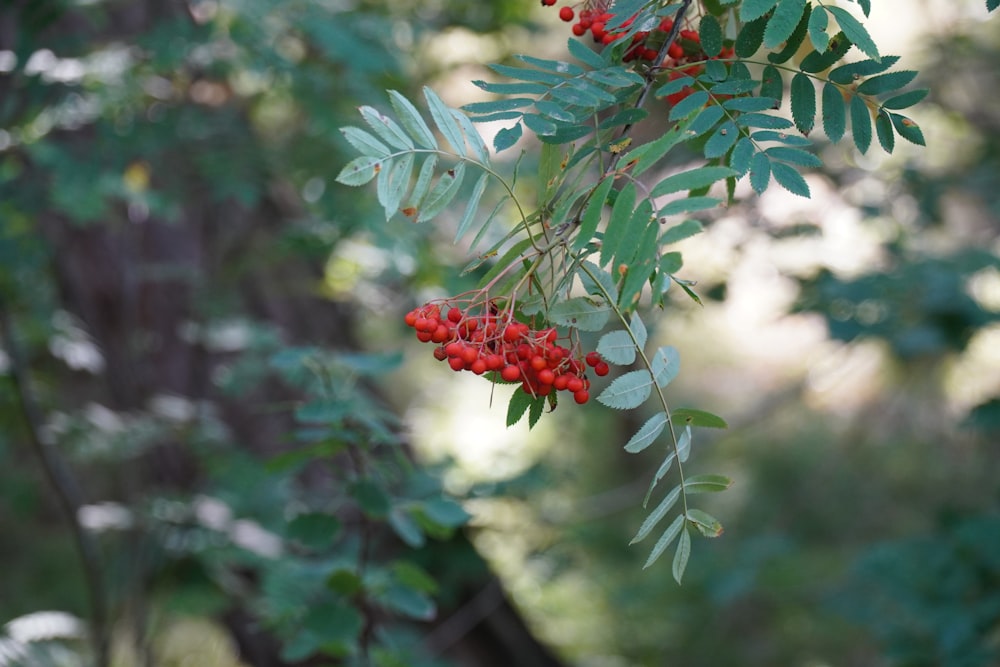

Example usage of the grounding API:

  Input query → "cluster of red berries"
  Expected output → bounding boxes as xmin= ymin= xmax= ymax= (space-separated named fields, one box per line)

xmin=405 ymin=301 xmax=610 ymax=405
xmin=542 ymin=2 xmax=736 ymax=106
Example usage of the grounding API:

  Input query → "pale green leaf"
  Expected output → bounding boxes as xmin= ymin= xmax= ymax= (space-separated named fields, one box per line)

xmin=597 ymin=369 xmax=654 ymax=410
xmin=650 ymin=345 xmax=680 ymax=387
xmin=341 ymin=126 xmax=390 ymax=157
xmin=671 ymin=408 xmax=729 ymax=429
xmin=336 ymin=156 xmax=382 ymax=187
xmin=672 ymin=526 xmax=691 ymax=583
xmin=684 ymin=474 xmax=734 ymax=493
xmin=376 ymin=153 xmax=414 ymax=219
xmin=598 ymin=330 xmax=637 ymax=366
xmin=417 ymin=162 xmax=465 ymax=223
xmin=454 ymin=173 xmax=490 ymax=242
xmin=624 ymin=412 xmax=669 ymax=454
xmin=547 ymin=296 xmax=611 ymax=332
xmin=388 ymin=90 xmax=437 ymax=149
xmin=687 ymin=508 xmax=725 ymax=537
xmin=651 ymin=166 xmax=736 ymax=197
xmin=424 ymin=86 xmax=467 ymax=154
xmin=359 ymin=105 xmax=414 ymax=150
xmin=631 ymin=484 xmax=681 ymax=544
xmin=642 ymin=513 xmax=685 ymax=569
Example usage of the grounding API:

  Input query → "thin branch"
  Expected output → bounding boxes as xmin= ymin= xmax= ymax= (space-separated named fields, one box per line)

xmin=0 ymin=296 xmax=109 ymax=667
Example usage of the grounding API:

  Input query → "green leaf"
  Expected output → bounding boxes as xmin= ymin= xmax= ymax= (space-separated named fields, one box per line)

xmin=989 ymin=0 xmax=999 ymax=12
xmin=750 ymin=151 xmax=771 ymax=193
xmin=722 ymin=96 xmax=779 ymax=113
xmin=417 ymin=162 xmax=465 ymax=222
xmin=644 ymin=449 xmax=678 ymax=506
xmin=388 ymin=508 xmax=425 ymax=548
xmin=661 ymin=219 xmax=703 ymax=245
xmin=672 ymin=526 xmax=691 ymax=583
xmin=417 ymin=497 xmax=471 ymax=529
xmin=597 ymin=369 xmax=654 ymax=410
xmin=767 ymin=1 xmax=812 ymax=63
xmin=489 ymin=62 xmax=565 ymax=85
xmin=522 ymin=112 xmax=558 ymax=137
xmin=600 ymin=182 xmax=637 ymax=266
xmin=287 ymin=512 xmax=341 ymax=550
xmin=380 ymin=585 xmax=436 ymax=621
xmin=376 ymin=153 xmax=414 ymax=219
xmin=668 ymin=90 xmax=710 ymax=121
xmin=579 ymin=260 xmax=619 ymax=303
xmin=451 ymin=109 xmax=491 ymax=164
xmin=598 ymin=107 xmax=648 ymax=129
xmin=514 ymin=53 xmax=584 ymax=75
xmin=473 ymin=80 xmax=549 ymax=95
xmin=506 ymin=389 xmax=533 ymax=426
xmin=850 ymin=95 xmax=873 ymax=153
xmin=684 ymin=474 xmax=734 ymax=493
xmin=625 ymin=111 xmax=698 ymax=176
xmin=548 ymin=296 xmax=611 ymax=332
xmin=598 ymin=330 xmax=637 ymax=366
xmin=759 ymin=64 xmax=784 ymax=107
xmin=825 ymin=6 xmax=880 ymax=60
xmin=822 ymin=82 xmax=847 ymax=142
xmin=631 ymin=484 xmax=681 ymax=544
xmin=642 ymin=513 xmax=685 ymax=569
xmin=336 ymin=156 xmax=382 ymax=187
xmin=857 ymin=70 xmax=918 ymax=96
xmin=624 ymin=412 xmax=669 ymax=454
xmin=660 ymin=252 xmax=682 ymax=275
xmin=763 ymin=0 xmax=808 ymax=50
xmin=629 ymin=311 xmax=648 ymax=348
xmin=735 ymin=14 xmax=769 ymax=57
xmin=573 ymin=176 xmax=615 ymax=251
xmin=455 ymin=173 xmax=490 ymax=242
xmin=671 ymin=408 xmax=729 ymax=429
xmin=828 ymin=56 xmax=901 ymax=84
xmin=424 ymin=86 xmax=468 ymax=154
xmin=765 ymin=146 xmax=821 ymax=167
xmin=567 ymin=36 xmax=606 ymax=68
xmin=790 ymin=71 xmax=816 ymax=135
xmin=341 ymin=126 xmax=390 ymax=157
xmin=462 ymin=98 xmax=535 ymax=115
xmin=889 ymin=112 xmax=925 ymax=145
xmin=688 ymin=105 xmax=726 ymax=137
xmin=388 ymin=90 xmax=437 ymax=149
xmin=407 ymin=154 xmax=438 ymax=211
xmin=881 ymin=88 xmax=929 ymax=110
xmin=875 ymin=110 xmax=895 ymax=153
xmin=494 ymin=123 xmax=522 ymax=152
xmin=699 ymin=14 xmax=724 ymax=57
xmin=807 ymin=6 xmax=830 ymax=52
xmin=528 ymin=393 xmax=545 ymax=428
xmin=771 ymin=161 xmax=811 ymax=197
xmin=657 ymin=196 xmax=721 ymax=216
xmin=730 ymin=137 xmax=755 ymax=175
xmin=798 ymin=31 xmax=852 ymax=72
xmin=741 ymin=0 xmax=779 ymax=22
xmin=687 ymin=508 xmax=725 ymax=537
xmin=536 ymin=99 xmax=579 ymax=123
xmin=351 ymin=479 xmax=391 ymax=518
xmin=650 ymin=346 xmax=680 ymax=387
xmin=360 ymin=105 xmax=414 ymax=151
xmin=704 ymin=120 xmax=739 ymax=159
xmin=676 ymin=425 xmax=692 ymax=463
xmin=751 ymin=130 xmax=813 ymax=145
xmin=651 ymin=166 xmax=736 ymax=198
xmin=735 ymin=113 xmax=794 ymax=130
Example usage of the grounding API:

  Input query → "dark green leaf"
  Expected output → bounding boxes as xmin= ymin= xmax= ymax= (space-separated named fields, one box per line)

xmin=751 ymin=129 xmax=813 ymax=145
xmin=493 ymin=123 xmax=522 ymax=152
xmin=850 ymin=94 xmax=873 ymax=153
xmin=472 ymin=80 xmax=549 ymax=95
xmin=722 ymin=96 xmax=779 ymax=112
xmin=684 ymin=474 xmax=735 ymax=493
xmin=875 ymin=110 xmax=895 ymax=153
xmin=889 ymin=112 xmax=925 ymax=145
xmin=881 ymin=88 xmax=929 ymax=110
xmin=798 ymin=31 xmax=852 ymax=72
xmin=506 ymin=389 xmax=533 ymax=426
xmin=730 ymin=137 xmax=755 ymax=175
xmin=856 ymin=70 xmax=918 ymax=96
xmin=287 ymin=512 xmax=341 ymax=550
xmin=771 ymin=161 xmax=811 ymax=197
xmin=688 ymin=105 xmax=726 ymax=138
xmin=380 ymin=585 xmax=435 ymax=621
xmin=462 ymin=98 xmax=536 ymax=115
xmin=704 ymin=120 xmax=739 ymax=158
xmin=388 ymin=509 xmax=424 ymax=548
xmin=825 ymin=6 xmax=880 ymax=60
xmin=657 ymin=196 xmax=721 ymax=216
xmin=669 ymin=90 xmax=710 ymax=121
xmin=750 ymin=151 xmax=771 ymax=193
xmin=822 ymin=82 xmax=847 ymax=142
xmin=741 ymin=0 xmax=779 ymax=22
xmin=661 ymin=219 xmax=703 ymax=245
xmin=699 ymin=14 xmax=724 ymax=57
xmin=351 ymin=479 xmax=391 ymax=518
xmin=522 ymin=113 xmax=558 ymax=136
xmin=735 ymin=14 xmax=769 ymax=57
xmin=759 ymin=64 xmax=784 ymax=108
xmin=735 ymin=113 xmax=794 ymax=130
xmin=989 ymin=0 xmax=999 ymax=12
xmin=489 ymin=62 xmax=565 ymax=85
xmin=600 ymin=182 xmax=638 ymax=266
xmin=828 ymin=55 xmax=900 ymax=84
xmin=574 ymin=176 xmax=615 ymax=251
xmin=790 ymin=71 xmax=816 ymax=135
xmin=763 ymin=0 xmax=808 ymax=50
xmin=567 ymin=36 xmax=606 ymax=68
xmin=766 ymin=145 xmax=821 ymax=167
xmin=514 ymin=53 xmax=584 ymax=75
xmin=599 ymin=107 xmax=648 ymax=129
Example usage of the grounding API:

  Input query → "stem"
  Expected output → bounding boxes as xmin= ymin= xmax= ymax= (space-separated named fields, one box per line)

xmin=0 ymin=296 xmax=109 ymax=667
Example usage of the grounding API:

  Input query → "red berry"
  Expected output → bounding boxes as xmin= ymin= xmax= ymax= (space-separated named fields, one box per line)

xmin=433 ymin=346 xmax=448 ymax=361
xmin=448 ymin=357 xmax=465 ymax=371
xmin=471 ymin=359 xmax=487 ymax=375
xmin=594 ymin=361 xmax=610 ymax=376
xmin=404 ymin=310 xmax=418 ymax=327
xmin=541 ymin=0 xmax=556 ymax=5
xmin=553 ymin=374 xmax=571 ymax=391
xmin=668 ymin=42 xmax=684 ymax=59
xmin=573 ymin=389 xmax=589 ymax=404
xmin=559 ymin=6 xmax=574 ymax=21
xmin=537 ymin=368 xmax=555 ymax=385
xmin=416 ymin=330 xmax=433 ymax=343
xmin=444 ymin=341 xmax=462 ymax=357
xmin=447 ymin=307 xmax=463 ymax=323
xmin=460 ymin=346 xmax=479 ymax=365
xmin=585 ymin=351 xmax=602 ymax=367
xmin=501 ymin=365 xmax=521 ymax=382
xmin=572 ymin=22 xmax=586 ymax=36
xmin=567 ymin=376 xmax=584 ymax=393
xmin=530 ymin=355 xmax=548 ymax=372
xmin=431 ymin=324 xmax=451 ymax=343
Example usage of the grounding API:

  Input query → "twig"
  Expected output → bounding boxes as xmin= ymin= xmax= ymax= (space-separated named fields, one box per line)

xmin=0 ymin=295 xmax=109 ymax=667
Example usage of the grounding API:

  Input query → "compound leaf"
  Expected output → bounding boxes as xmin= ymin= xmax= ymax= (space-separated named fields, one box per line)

xmin=597 ymin=369 xmax=654 ymax=410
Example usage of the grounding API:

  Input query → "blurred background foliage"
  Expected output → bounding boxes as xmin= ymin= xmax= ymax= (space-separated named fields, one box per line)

xmin=0 ymin=0 xmax=998 ymax=666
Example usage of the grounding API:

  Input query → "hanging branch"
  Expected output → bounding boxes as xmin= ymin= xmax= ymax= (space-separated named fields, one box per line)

xmin=0 ymin=295 xmax=109 ymax=667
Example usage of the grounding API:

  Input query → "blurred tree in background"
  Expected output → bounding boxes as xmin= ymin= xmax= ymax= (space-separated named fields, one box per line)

xmin=0 ymin=1 xmax=998 ymax=667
